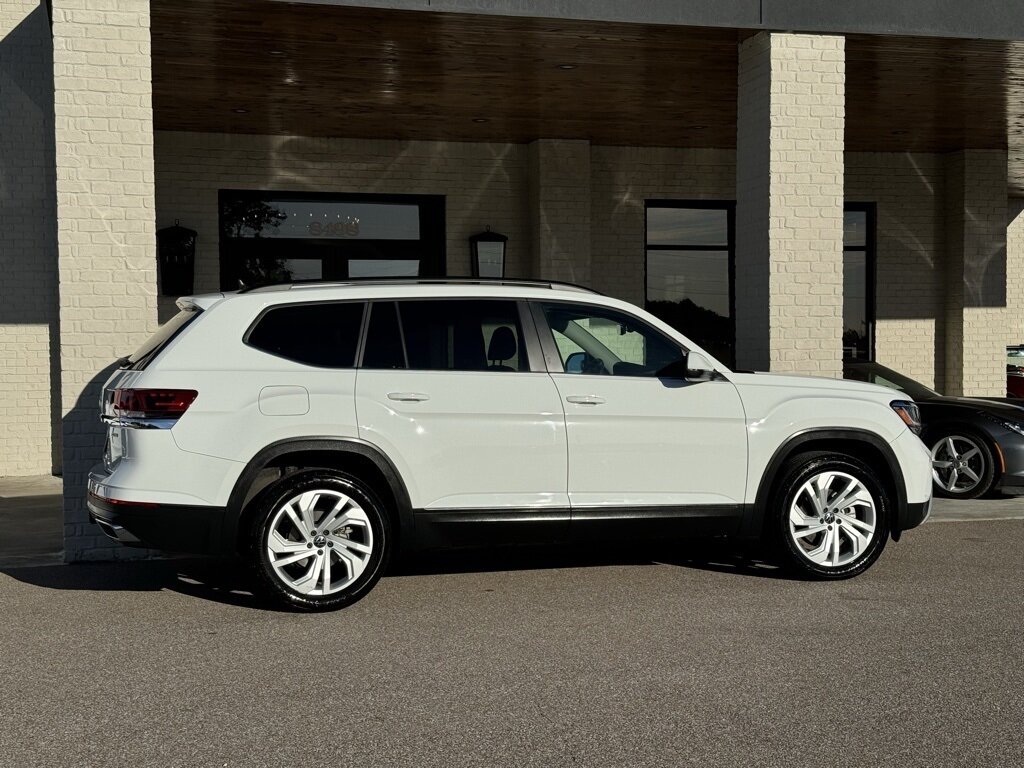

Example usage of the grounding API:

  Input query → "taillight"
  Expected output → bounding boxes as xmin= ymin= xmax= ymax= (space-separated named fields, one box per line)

xmin=112 ymin=389 xmax=198 ymax=421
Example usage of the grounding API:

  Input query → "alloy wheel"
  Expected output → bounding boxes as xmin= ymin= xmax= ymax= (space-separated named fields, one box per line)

xmin=265 ymin=489 xmax=374 ymax=596
xmin=787 ymin=470 xmax=878 ymax=568
xmin=930 ymin=435 xmax=985 ymax=494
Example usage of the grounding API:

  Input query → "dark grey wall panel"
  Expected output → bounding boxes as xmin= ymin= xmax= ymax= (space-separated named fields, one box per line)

xmin=291 ymin=0 xmax=1024 ymax=40
xmin=290 ymin=0 xmax=762 ymax=29
xmin=763 ymin=0 xmax=1024 ymax=41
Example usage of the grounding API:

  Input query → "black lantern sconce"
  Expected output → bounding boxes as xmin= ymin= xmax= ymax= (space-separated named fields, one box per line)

xmin=469 ymin=226 xmax=507 ymax=278
xmin=156 ymin=220 xmax=197 ymax=296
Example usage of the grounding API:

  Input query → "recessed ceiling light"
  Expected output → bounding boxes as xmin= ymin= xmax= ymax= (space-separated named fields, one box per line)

xmin=232 ymin=108 xmax=249 ymax=114
xmin=556 ymin=64 xmax=577 ymax=70
xmin=472 ymin=118 xmax=489 ymax=123
xmin=268 ymin=50 xmax=285 ymax=56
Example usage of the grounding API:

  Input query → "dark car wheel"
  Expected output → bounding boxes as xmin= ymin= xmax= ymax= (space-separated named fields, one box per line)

xmin=928 ymin=432 xmax=996 ymax=500
xmin=772 ymin=451 xmax=890 ymax=580
xmin=250 ymin=470 xmax=390 ymax=611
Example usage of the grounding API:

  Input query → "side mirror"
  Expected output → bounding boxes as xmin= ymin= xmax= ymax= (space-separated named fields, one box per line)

xmin=657 ymin=352 xmax=692 ymax=379
xmin=658 ymin=351 xmax=714 ymax=380
xmin=565 ymin=351 xmax=586 ymax=374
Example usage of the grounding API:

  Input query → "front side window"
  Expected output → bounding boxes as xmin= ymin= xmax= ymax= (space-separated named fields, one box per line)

xmin=247 ymin=302 xmax=365 ymax=368
xmin=364 ymin=300 xmax=527 ymax=372
xmin=645 ymin=201 xmax=734 ymax=366
xmin=540 ymin=303 xmax=683 ymax=377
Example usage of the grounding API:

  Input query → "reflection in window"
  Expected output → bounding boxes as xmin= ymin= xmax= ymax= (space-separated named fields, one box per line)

xmin=843 ymin=205 xmax=874 ymax=360
xmin=644 ymin=202 xmax=734 ymax=366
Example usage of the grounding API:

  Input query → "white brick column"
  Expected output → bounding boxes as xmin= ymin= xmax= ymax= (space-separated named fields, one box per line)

xmin=52 ymin=0 xmax=158 ymax=560
xmin=528 ymin=139 xmax=592 ymax=284
xmin=943 ymin=150 xmax=1009 ymax=396
xmin=1 ymin=2 xmax=59 ymax=476
xmin=1008 ymin=198 xmax=1024 ymax=346
xmin=734 ymin=32 xmax=845 ymax=377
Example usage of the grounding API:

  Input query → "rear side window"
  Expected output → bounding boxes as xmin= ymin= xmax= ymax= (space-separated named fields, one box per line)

xmin=125 ymin=307 xmax=201 ymax=371
xmin=362 ymin=302 xmax=407 ymax=369
xmin=247 ymin=302 xmax=365 ymax=368
xmin=394 ymin=300 xmax=526 ymax=372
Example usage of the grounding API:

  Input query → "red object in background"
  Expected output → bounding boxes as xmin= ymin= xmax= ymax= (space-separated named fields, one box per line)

xmin=1008 ymin=368 xmax=1024 ymax=398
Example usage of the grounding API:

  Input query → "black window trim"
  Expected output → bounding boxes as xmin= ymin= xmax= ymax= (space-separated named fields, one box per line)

xmin=530 ymin=299 xmax=688 ymax=376
xmin=643 ymin=199 xmax=736 ymax=367
xmin=243 ymin=299 xmax=368 ymax=369
xmin=356 ymin=297 xmax=545 ymax=374
xmin=843 ymin=201 xmax=877 ymax=361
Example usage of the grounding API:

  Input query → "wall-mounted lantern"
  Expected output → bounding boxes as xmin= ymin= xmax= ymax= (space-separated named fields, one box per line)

xmin=156 ymin=220 xmax=197 ymax=296
xmin=469 ymin=226 xmax=507 ymax=278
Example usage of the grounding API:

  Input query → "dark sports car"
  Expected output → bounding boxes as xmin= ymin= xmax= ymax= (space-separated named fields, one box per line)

xmin=844 ymin=360 xmax=1024 ymax=499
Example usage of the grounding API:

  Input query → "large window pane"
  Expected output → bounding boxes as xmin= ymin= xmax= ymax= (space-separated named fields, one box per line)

xmin=844 ymin=210 xmax=867 ymax=248
xmin=646 ymin=207 xmax=728 ymax=247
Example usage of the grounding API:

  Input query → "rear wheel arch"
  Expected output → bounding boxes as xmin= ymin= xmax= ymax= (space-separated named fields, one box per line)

xmin=747 ymin=429 xmax=907 ymax=541
xmin=224 ymin=438 xmax=414 ymax=557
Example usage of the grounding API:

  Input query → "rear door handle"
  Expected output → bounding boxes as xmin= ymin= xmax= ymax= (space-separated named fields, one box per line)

xmin=387 ymin=392 xmax=430 ymax=402
xmin=565 ymin=395 xmax=605 ymax=405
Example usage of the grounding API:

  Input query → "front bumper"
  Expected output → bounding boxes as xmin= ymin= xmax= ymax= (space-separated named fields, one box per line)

xmin=898 ymin=498 xmax=932 ymax=532
xmin=87 ymin=493 xmax=226 ymax=554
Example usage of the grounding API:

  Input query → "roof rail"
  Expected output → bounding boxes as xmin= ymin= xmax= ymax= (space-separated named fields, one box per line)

xmin=238 ymin=277 xmax=601 ymax=295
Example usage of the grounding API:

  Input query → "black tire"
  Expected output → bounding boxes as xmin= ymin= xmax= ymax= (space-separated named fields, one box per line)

xmin=772 ymin=451 xmax=890 ymax=580
xmin=926 ymin=430 xmax=996 ymax=500
xmin=249 ymin=469 xmax=391 ymax=611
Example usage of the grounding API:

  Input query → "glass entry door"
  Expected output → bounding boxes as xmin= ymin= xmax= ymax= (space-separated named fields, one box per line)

xmin=218 ymin=191 xmax=445 ymax=289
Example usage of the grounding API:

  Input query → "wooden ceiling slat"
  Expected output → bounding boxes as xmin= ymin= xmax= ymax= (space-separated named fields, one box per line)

xmin=151 ymin=0 xmax=1024 ymax=191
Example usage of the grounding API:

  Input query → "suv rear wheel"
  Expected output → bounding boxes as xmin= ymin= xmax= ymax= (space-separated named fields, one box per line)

xmin=250 ymin=470 xmax=390 ymax=611
xmin=773 ymin=452 xmax=890 ymax=579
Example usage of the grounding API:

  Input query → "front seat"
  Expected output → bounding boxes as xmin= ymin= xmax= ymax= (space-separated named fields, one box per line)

xmin=487 ymin=326 xmax=518 ymax=371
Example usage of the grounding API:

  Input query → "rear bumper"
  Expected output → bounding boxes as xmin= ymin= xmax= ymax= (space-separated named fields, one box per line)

xmin=87 ymin=493 xmax=225 ymax=555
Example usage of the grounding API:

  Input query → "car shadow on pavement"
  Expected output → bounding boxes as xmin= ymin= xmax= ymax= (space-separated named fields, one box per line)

xmin=0 ymin=557 xmax=281 ymax=611
xmin=394 ymin=539 xmax=796 ymax=581
xmin=0 ymin=540 xmax=797 ymax=610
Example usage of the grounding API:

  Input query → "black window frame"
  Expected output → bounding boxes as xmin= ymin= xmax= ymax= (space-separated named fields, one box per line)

xmin=643 ymin=199 xmax=736 ymax=367
xmin=843 ymin=202 xmax=877 ymax=362
xmin=218 ymin=189 xmax=447 ymax=290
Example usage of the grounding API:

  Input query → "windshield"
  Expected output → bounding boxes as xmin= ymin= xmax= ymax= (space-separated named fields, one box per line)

xmin=844 ymin=361 xmax=939 ymax=400
xmin=124 ymin=308 xmax=200 ymax=370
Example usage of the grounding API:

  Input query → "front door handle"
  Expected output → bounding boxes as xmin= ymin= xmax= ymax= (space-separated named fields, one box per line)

xmin=387 ymin=392 xmax=430 ymax=402
xmin=565 ymin=395 xmax=605 ymax=405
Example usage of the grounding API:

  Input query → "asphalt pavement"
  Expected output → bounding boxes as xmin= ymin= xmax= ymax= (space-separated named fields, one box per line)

xmin=1 ymin=519 xmax=1022 ymax=767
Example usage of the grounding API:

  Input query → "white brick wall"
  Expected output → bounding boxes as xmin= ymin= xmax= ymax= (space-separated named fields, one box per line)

xmin=943 ymin=150 xmax=1008 ymax=397
xmin=590 ymin=146 xmax=735 ymax=306
xmin=52 ymin=0 xmax=158 ymax=560
xmin=1008 ymin=199 xmax=1024 ymax=347
xmin=0 ymin=1 xmax=59 ymax=477
xmin=845 ymin=153 xmax=945 ymax=388
xmin=735 ymin=32 xmax=846 ymax=378
xmin=528 ymin=139 xmax=592 ymax=284
xmin=155 ymin=131 xmax=529 ymax=312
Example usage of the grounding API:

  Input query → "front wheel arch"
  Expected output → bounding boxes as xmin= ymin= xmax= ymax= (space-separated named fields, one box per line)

xmin=747 ymin=429 xmax=907 ymax=542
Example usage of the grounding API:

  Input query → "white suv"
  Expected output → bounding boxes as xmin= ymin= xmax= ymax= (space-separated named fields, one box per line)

xmin=88 ymin=279 xmax=932 ymax=610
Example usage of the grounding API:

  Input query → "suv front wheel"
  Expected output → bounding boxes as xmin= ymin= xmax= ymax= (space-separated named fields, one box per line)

xmin=250 ymin=470 xmax=390 ymax=611
xmin=773 ymin=452 xmax=890 ymax=579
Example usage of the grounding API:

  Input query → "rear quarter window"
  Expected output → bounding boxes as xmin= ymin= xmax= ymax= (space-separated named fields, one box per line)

xmin=246 ymin=302 xmax=365 ymax=368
